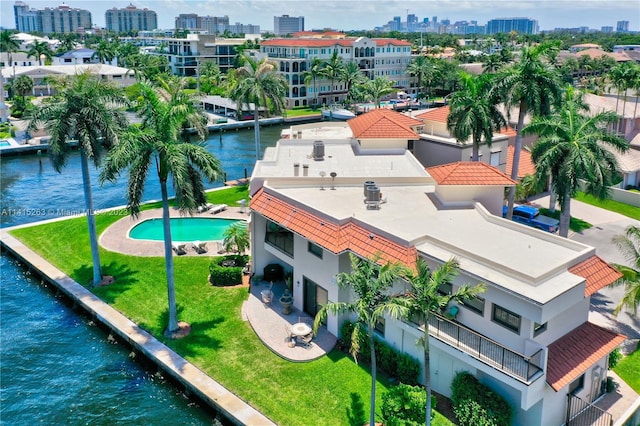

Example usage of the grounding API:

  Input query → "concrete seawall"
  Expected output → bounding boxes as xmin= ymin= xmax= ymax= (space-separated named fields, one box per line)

xmin=0 ymin=228 xmax=276 ymax=426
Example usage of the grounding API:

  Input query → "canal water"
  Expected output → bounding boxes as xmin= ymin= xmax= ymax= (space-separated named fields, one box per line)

xmin=0 ymin=125 xmax=284 ymax=424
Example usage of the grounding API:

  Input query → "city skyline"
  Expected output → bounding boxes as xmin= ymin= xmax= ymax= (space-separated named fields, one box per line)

xmin=2 ymin=0 xmax=639 ymax=32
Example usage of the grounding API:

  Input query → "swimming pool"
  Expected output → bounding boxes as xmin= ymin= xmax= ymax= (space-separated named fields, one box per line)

xmin=129 ymin=217 xmax=243 ymax=242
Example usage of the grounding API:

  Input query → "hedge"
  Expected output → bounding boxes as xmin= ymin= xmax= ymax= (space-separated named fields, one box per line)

xmin=451 ymin=372 xmax=512 ymax=426
xmin=381 ymin=383 xmax=436 ymax=426
xmin=208 ymin=255 xmax=249 ymax=286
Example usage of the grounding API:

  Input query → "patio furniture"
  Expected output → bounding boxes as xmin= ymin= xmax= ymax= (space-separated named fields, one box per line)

xmin=209 ymin=204 xmax=228 ymax=215
xmin=291 ymin=322 xmax=312 ymax=337
xmin=263 ymin=263 xmax=283 ymax=282
xmin=192 ymin=241 xmax=208 ymax=254
xmin=261 ymin=282 xmax=274 ymax=306
xmin=172 ymin=243 xmax=187 ymax=256
xmin=300 ymin=332 xmax=313 ymax=349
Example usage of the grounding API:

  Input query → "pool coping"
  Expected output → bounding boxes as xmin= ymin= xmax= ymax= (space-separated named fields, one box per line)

xmin=100 ymin=207 xmax=249 ymax=257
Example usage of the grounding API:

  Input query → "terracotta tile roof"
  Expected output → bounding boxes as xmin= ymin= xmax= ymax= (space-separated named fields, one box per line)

xmin=498 ymin=126 xmax=517 ymax=138
xmin=426 ymin=162 xmax=517 ymax=186
xmin=250 ymin=188 xmax=417 ymax=267
xmin=415 ymin=105 xmax=449 ymax=123
xmin=261 ymin=39 xmax=353 ymax=47
xmin=348 ymin=109 xmax=422 ymax=139
xmin=373 ymin=38 xmax=413 ymax=46
xmin=569 ymin=255 xmax=623 ymax=296
xmin=505 ymin=146 xmax=536 ymax=178
xmin=547 ymin=322 xmax=626 ymax=391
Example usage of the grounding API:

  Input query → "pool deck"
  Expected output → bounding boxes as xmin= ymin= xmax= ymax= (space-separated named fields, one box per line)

xmin=100 ymin=206 xmax=249 ymax=257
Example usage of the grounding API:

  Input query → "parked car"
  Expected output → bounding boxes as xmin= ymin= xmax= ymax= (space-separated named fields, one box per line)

xmin=502 ymin=205 xmax=560 ymax=233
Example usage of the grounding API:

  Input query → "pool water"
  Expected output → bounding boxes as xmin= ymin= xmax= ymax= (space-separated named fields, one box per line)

xmin=129 ymin=217 xmax=242 ymax=242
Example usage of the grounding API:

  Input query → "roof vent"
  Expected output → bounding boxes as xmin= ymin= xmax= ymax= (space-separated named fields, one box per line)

xmin=293 ymin=163 xmax=300 ymax=176
xmin=313 ymin=140 xmax=325 ymax=161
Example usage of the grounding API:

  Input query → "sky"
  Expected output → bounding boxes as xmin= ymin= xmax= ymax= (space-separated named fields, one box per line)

xmin=1 ymin=0 xmax=639 ymax=32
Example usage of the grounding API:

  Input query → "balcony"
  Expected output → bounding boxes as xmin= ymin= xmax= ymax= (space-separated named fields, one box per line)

xmin=426 ymin=312 xmax=544 ymax=384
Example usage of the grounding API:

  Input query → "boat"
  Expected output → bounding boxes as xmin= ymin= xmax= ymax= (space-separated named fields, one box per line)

xmin=321 ymin=104 xmax=356 ymax=121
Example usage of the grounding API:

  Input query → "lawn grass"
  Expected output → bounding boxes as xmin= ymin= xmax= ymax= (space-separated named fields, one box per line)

xmin=539 ymin=208 xmax=593 ymax=233
xmin=285 ymin=107 xmax=322 ymax=117
xmin=614 ymin=348 xmax=640 ymax=394
xmin=9 ymin=187 xmax=452 ymax=426
xmin=574 ymin=192 xmax=640 ymax=221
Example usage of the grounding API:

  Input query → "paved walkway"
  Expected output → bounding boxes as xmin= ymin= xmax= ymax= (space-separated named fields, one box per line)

xmin=594 ymin=371 xmax=640 ymax=426
xmin=241 ymin=280 xmax=337 ymax=362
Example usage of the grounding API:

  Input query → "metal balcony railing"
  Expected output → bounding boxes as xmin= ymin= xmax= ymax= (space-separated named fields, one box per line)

xmin=425 ymin=312 xmax=544 ymax=384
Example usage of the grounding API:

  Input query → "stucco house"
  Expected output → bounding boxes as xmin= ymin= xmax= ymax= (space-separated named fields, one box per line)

xmin=248 ymin=138 xmax=625 ymax=426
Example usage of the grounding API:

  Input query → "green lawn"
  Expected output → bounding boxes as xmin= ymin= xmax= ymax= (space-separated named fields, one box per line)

xmin=9 ymin=187 xmax=452 ymax=426
xmin=285 ymin=107 xmax=322 ymax=117
xmin=574 ymin=192 xmax=640 ymax=221
xmin=539 ymin=208 xmax=593 ymax=233
xmin=614 ymin=348 xmax=640 ymax=393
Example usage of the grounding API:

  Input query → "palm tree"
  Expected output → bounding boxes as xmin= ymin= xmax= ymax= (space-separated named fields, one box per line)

xmin=321 ymin=51 xmax=345 ymax=104
xmin=404 ymin=258 xmax=485 ymax=426
xmin=609 ymin=62 xmax=640 ymax=134
xmin=364 ymin=77 xmax=395 ymax=108
xmin=92 ymin=39 xmax=115 ymax=64
xmin=611 ymin=225 xmax=640 ymax=316
xmin=302 ymin=57 xmax=324 ymax=106
xmin=222 ymin=221 xmax=249 ymax=254
xmin=26 ymin=40 xmax=53 ymax=66
xmin=313 ymin=253 xmax=408 ymax=426
xmin=12 ymin=74 xmax=33 ymax=105
xmin=230 ymin=55 xmax=288 ymax=162
xmin=482 ymin=54 xmax=503 ymax=74
xmin=0 ymin=30 xmax=20 ymax=68
xmin=446 ymin=72 xmax=506 ymax=161
xmin=490 ymin=42 xmax=563 ymax=220
xmin=100 ymin=76 xmax=223 ymax=337
xmin=406 ymin=56 xmax=440 ymax=99
xmin=339 ymin=61 xmax=365 ymax=103
xmin=56 ymin=33 xmax=78 ymax=54
xmin=28 ymin=71 xmax=129 ymax=285
xmin=523 ymin=87 xmax=628 ymax=237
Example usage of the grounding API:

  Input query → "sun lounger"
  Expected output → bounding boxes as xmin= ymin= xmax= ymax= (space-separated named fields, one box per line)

xmin=197 ymin=203 xmax=214 ymax=213
xmin=192 ymin=241 xmax=208 ymax=254
xmin=209 ymin=204 xmax=228 ymax=215
xmin=172 ymin=243 xmax=187 ymax=255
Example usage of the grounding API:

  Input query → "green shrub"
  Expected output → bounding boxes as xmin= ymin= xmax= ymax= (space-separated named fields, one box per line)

xmin=381 ymin=383 xmax=436 ymax=425
xmin=451 ymin=372 xmax=512 ymax=426
xmin=208 ymin=255 xmax=249 ymax=286
xmin=609 ymin=348 xmax=622 ymax=369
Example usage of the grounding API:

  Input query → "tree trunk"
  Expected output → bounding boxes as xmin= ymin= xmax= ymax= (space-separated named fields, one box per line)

xmin=424 ymin=325 xmax=432 ymax=426
xmin=471 ymin=143 xmax=479 ymax=162
xmin=369 ymin=324 xmax=377 ymax=426
xmin=506 ymin=101 xmax=527 ymax=220
xmin=253 ymin=108 xmax=260 ymax=162
xmin=548 ymin=175 xmax=557 ymax=213
xmin=161 ymin=180 xmax=179 ymax=335
xmin=80 ymin=151 xmax=102 ymax=286
xmin=620 ymin=88 xmax=628 ymax=135
xmin=559 ymin=188 xmax=571 ymax=238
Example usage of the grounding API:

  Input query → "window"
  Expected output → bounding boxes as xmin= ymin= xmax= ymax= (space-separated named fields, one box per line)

xmin=490 ymin=151 xmax=501 ymax=167
xmin=492 ymin=304 xmax=521 ymax=333
xmin=307 ymin=241 xmax=323 ymax=258
xmin=437 ymin=282 xmax=452 ymax=296
xmin=462 ymin=296 xmax=485 ymax=315
xmin=265 ymin=220 xmax=294 ymax=257
xmin=569 ymin=374 xmax=584 ymax=395
xmin=534 ymin=322 xmax=547 ymax=336
xmin=375 ymin=317 xmax=385 ymax=336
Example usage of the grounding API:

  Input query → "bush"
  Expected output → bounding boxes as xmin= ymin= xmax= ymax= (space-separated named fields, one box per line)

xmin=451 ymin=372 xmax=512 ymax=426
xmin=208 ymin=255 xmax=249 ymax=286
xmin=339 ymin=321 xmax=420 ymax=385
xmin=381 ymin=384 xmax=436 ymax=425
xmin=609 ymin=348 xmax=622 ymax=369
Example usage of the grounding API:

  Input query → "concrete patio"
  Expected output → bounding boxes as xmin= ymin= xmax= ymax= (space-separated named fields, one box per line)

xmin=241 ymin=280 xmax=337 ymax=362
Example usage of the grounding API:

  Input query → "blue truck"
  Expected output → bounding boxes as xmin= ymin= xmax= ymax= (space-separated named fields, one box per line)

xmin=502 ymin=205 xmax=560 ymax=233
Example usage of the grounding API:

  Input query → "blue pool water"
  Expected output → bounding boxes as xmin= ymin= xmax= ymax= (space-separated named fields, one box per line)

xmin=129 ymin=217 xmax=242 ymax=242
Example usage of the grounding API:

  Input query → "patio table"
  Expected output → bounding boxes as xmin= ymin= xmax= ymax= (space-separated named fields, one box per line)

xmin=291 ymin=322 xmax=312 ymax=337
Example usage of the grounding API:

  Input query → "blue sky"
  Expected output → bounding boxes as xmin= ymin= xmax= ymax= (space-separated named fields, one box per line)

xmin=1 ymin=0 xmax=638 ymax=32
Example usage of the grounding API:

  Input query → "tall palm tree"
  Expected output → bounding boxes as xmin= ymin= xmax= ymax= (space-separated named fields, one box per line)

xmin=321 ymin=51 xmax=345 ymax=104
xmin=230 ymin=55 xmax=288 ymax=162
xmin=446 ymin=72 xmax=506 ymax=161
xmin=490 ymin=42 xmax=563 ymax=220
xmin=26 ymin=40 xmax=53 ymax=66
xmin=406 ymin=56 xmax=440 ymax=99
xmin=482 ymin=54 xmax=503 ymax=74
xmin=364 ymin=77 xmax=395 ymax=108
xmin=28 ymin=71 xmax=129 ymax=285
xmin=12 ymin=74 xmax=33 ymax=105
xmin=0 ymin=30 xmax=20 ymax=68
xmin=100 ymin=76 xmax=223 ymax=337
xmin=92 ymin=39 xmax=115 ymax=64
xmin=523 ymin=87 xmax=628 ymax=237
xmin=404 ymin=258 xmax=485 ymax=426
xmin=609 ymin=62 xmax=640 ymax=134
xmin=313 ymin=254 xmax=408 ymax=426
xmin=612 ymin=225 xmax=640 ymax=316
xmin=302 ymin=57 xmax=323 ymax=106
xmin=339 ymin=61 xmax=365 ymax=103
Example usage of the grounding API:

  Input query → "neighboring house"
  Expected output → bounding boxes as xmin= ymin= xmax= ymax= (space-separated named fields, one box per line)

xmin=248 ymin=138 xmax=625 ymax=426
xmin=568 ymin=43 xmax=603 ymax=53
xmin=0 ymin=52 xmax=38 ymax=68
xmin=583 ymin=93 xmax=639 ymax=139
xmin=347 ymin=108 xmax=423 ymax=150
xmin=52 ymin=48 xmax=103 ymax=65
xmin=0 ymin=64 xmax=135 ymax=98
xmin=257 ymin=33 xmax=413 ymax=108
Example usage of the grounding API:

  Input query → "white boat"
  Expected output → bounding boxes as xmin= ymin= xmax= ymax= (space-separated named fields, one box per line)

xmin=322 ymin=105 xmax=355 ymax=121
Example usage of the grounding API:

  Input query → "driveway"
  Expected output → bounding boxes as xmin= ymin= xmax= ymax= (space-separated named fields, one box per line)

xmin=530 ymin=196 xmax=640 ymax=354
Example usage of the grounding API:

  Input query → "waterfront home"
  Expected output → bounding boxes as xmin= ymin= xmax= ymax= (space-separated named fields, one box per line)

xmin=248 ymin=138 xmax=625 ymax=425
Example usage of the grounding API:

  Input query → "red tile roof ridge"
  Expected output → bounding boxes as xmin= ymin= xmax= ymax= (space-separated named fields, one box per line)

xmin=426 ymin=162 xmax=517 ymax=186
xmin=569 ymin=255 xmax=623 ymax=296
xmin=415 ymin=105 xmax=450 ymax=122
xmin=348 ymin=109 xmax=421 ymax=139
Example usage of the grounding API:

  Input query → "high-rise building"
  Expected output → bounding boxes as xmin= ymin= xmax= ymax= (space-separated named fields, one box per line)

xmin=13 ymin=1 xmax=39 ymax=33
xmin=273 ymin=15 xmax=304 ymax=36
xmin=486 ymin=17 xmax=539 ymax=34
xmin=105 ymin=4 xmax=157 ymax=33
xmin=39 ymin=3 xmax=92 ymax=34
xmin=175 ymin=14 xmax=231 ymax=34
xmin=616 ymin=20 xmax=629 ymax=32
xmin=601 ymin=26 xmax=613 ymax=33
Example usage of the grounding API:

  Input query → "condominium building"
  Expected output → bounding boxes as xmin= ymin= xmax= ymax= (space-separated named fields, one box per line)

xmin=14 ymin=1 xmax=92 ymax=34
xmin=13 ymin=1 xmax=39 ymax=33
xmin=248 ymin=135 xmax=625 ymax=426
xmin=258 ymin=33 xmax=412 ymax=108
xmin=105 ymin=4 xmax=158 ymax=33
xmin=175 ymin=14 xmax=230 ymax=34
xmin=486 ymin=17 xmax=539 ymax=34
xmin=274 ymin=15 xmax=304 ymax=36
xmin=616 ymin=20 xmax=630 ymax=32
